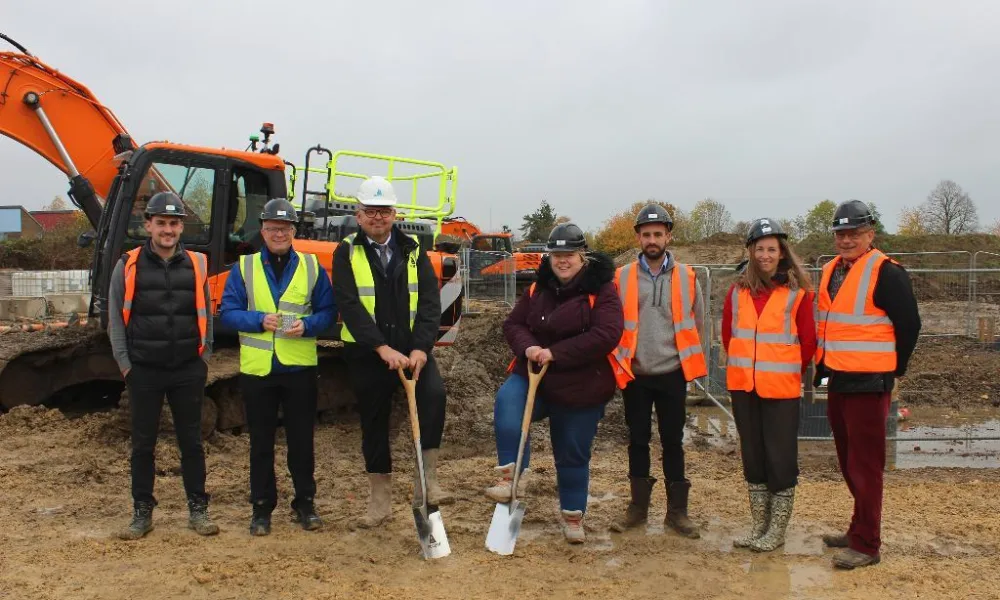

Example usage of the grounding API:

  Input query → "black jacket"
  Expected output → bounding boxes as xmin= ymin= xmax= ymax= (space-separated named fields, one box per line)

xmin=816 ymin=258 xmax=922 ymax=393
xmin=124 ymin=241 xmax=202 ymax=368
xmin=332 ymin=225 xmax=441 ymax=360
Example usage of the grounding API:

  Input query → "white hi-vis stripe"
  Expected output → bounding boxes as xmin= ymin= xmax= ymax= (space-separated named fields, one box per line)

xmin=822 ymin=340 xmax=895 ymax=352
xmin=239 ymin=334 xmax=272 ymax=350
xmin=242 ymin=255 xmax=257 ymax=312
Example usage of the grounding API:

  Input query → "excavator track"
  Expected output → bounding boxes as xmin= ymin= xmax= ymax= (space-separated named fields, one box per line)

xmin=0 ymin=325 xmax=357 ymax=436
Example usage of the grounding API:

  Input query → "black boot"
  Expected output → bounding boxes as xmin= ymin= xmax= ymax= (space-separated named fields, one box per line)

xmin=250 ymin=501 xmax=273 ymax=537
xmin=119 ymin=500 xmax=155 ymax=541
xmin=610 ymin=477 xmax=656 ymax=533
xmin=665 ymin=480 xmax=701 ymax=539
xmin=291 ymin=497 xmax=323 ymax=531
xmin=187 ymin=495 xmax=220 ymax=536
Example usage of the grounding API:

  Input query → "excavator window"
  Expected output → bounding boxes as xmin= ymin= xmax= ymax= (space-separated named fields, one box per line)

xmin=125 ymin=162 xmax=216 ymax=245
xmin=224 ymin=167 xmax=269 ymax=265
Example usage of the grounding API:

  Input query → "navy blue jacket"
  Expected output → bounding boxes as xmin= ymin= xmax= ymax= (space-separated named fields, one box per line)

xmin=220 ymin=246 xmax=337 ymax=373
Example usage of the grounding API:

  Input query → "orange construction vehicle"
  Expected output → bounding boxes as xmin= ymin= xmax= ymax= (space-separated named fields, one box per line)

xmin=435 ymin=217 xmax=543 ymax=293
xmin=0 ymin=33 xmax=463 ymax=413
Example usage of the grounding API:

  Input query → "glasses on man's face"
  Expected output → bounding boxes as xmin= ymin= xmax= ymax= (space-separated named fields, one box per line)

xmin=362 ymin=208 xmax=395 ymax=219
xmin=834 ymin=228 xmax=871 ymax=241
xmin=262 ymin=225 xmax=293 ymax=235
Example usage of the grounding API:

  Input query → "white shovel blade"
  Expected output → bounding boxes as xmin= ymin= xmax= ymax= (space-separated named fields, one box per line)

xmin=418 ymin=510 xmax=451 ymax=560
xmin=485 ymin=501 xmax=525 ymax=556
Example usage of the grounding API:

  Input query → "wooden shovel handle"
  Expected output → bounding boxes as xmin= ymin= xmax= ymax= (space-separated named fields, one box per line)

xmin=519 ymin=361 xmax=548 ymax=435
xmin=398 ymin=368 xmax=421 ymax=442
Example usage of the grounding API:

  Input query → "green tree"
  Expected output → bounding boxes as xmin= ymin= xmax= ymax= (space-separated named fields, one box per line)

xmin=802 ymin=200 xmax=838 ymax=236
xmin=866 ymin=201 xmax=887 ymax=234
xmin=519 ymin=200 xmax=559 ymax=242
xmin=687 ymin=198 xmax=733 ymax=241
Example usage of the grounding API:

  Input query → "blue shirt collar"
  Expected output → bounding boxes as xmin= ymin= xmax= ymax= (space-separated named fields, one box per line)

xmin=638 ymin=251 xmax=673 ymax=275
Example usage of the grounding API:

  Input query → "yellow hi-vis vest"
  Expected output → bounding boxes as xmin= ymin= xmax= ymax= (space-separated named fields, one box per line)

xmin=340 ymin=233 xmax=418 ymax=343
xmin=238 ymin=251 xmax=321 ymax=376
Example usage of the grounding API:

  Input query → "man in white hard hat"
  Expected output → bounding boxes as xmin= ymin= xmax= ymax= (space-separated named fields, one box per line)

xmin=331 ymin=176 xmax=454 ymax=528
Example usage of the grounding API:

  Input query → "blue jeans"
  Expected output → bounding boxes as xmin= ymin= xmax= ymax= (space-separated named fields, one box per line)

xmin=494 ymin=373 xmax=605 ymax=513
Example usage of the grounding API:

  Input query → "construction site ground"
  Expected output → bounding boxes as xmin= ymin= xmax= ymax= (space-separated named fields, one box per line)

xmin=1 ymin=307 xmax=999 ymax=600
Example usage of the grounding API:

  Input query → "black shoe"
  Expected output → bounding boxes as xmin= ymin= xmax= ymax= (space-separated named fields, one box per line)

xmin=119 ymin=501 xmax=155 ymax=541
xmin=187 ymin=496 xmax=220 ymax=536
xmin=250 ymin=502 xmax=273 ymax=536
xmin=291 ymin=498 xmax=323 ymax=531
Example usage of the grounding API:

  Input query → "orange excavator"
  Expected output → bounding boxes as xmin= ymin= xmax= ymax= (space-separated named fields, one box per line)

xmin=436 ymin=217 xmax=543 ymax=294
xmin=0 ymin=33 xmax=463 ymax=417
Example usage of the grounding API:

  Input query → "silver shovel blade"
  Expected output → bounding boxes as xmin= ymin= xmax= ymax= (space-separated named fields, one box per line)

xmin=485 ymin=500 xmax=526 ymax=555
xmin=414 ymin=507 xmax=451 ymax=560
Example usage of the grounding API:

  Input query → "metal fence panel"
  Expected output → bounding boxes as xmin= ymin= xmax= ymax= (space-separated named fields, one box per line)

xmin=10 ymin=270 xmax=92 ymax=296
xmin=461 ymin=248 xmax=515 ymax=313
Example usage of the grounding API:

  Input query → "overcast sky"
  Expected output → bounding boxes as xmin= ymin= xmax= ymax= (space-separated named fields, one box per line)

xmin=3 ymin=0 xmax=999 ymax=234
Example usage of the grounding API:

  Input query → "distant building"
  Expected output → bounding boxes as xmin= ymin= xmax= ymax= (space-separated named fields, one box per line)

xmin=30 ymin=209 xmax=82 ymax=232
xmin=0 ymin=206 xmax=43 ymax=240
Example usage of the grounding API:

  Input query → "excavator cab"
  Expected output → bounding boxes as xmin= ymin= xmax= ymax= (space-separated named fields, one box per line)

xmin=90 ymin=144 xmax=288 ymax=323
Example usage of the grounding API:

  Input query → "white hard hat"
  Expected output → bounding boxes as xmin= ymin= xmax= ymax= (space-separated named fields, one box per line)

xmin=356 ymin=176 xmax=397 ymax=207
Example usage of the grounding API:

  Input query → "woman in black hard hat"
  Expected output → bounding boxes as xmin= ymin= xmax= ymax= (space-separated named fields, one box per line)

xmin=722 ymin=218 xmax=816 ymax=552
xmin=487 ymin=223 xmax=624 ymax=544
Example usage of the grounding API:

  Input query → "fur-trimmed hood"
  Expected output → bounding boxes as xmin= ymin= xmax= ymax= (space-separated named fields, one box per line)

xmin=536 ymin=251 xmax=616 ymax=295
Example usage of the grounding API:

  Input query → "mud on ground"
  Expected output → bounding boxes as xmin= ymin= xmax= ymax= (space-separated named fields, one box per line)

xmin=1 ymin=307 xmax=999 ymax=599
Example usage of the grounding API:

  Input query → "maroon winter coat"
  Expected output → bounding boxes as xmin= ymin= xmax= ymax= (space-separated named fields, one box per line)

xmin=504 ymin=251 xmax=624 ymax=408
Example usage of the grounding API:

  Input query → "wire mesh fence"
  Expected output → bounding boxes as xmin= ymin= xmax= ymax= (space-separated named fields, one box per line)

xmin=460 ymin=248 xmax=516 ymax=313
xmin=9 ymin=270 xmax=91 ymax=296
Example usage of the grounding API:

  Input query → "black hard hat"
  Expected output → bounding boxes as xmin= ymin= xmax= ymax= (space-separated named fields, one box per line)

xmin=746 ymin=217 xmax=788 ymax=247
xmin=259 ymin=197 xmax=298 ymax=222
xmin=634 ymin=203 xmax=674 ymax=231
xmin=144 ymin=192 xmax=186 ymax=218
xmin=546 ymin=223 xmax=587 ymax=252
xmin=832 ymin=199 xmax=876 ymax=231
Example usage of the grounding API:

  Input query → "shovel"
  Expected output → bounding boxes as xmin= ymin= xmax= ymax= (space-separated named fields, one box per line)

xmin=486 ymin=360 xmax=548 ymax=556
xmin=398 ymin=367 xmax=451 ymax=560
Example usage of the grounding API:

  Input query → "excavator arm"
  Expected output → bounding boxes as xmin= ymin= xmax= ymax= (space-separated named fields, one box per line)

xmin=0 ymin=34 xmax=136 ymax=227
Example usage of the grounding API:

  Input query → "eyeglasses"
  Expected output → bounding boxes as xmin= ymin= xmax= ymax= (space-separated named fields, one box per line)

xmin=362 ymin=207 xmax=395 ymax=218
xmin=262 ymin=225 xmax=293 ymax=234
xmin=834 ymin=228 xmax=872 ymax=241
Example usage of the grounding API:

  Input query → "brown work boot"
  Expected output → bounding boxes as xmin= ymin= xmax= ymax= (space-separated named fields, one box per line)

xmin=412 ymin=449 xmax=455 ymax=507
xmin=833 ymin=548 xmax=881 ymax=569
xmin=665 ymin=480 xmax=701 ymax=539
xmin=561 ymin=509 xmax=586 ymax=544
xmin=822 ymin=532 xmax=850 ymax=548
xmin=356 ymin=473 xmax=392 ymax=529
xmin=610 ymin=477 xmax=656 ymax=533
xmin=484 ymin=463 xmax=530 ymax=503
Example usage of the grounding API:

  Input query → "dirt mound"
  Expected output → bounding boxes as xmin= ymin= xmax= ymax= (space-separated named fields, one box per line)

xmin=0 ymin=405 xmax=69 ymax=434
xmin=436 ymin=308 xmax=512 ymax=449
xmin=901 ymin=338 xmax=1000 ymax=409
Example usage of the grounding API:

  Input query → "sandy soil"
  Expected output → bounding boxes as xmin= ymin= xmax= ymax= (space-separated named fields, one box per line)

xmin=1 ymin=309 xmax=999 ymax=600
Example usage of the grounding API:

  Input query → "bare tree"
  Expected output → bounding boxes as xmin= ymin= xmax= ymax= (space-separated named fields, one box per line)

xmin=922 ymin=180 xmax=978 ymax=234
xmin=43 ymin=195 xmax=68 ymax=211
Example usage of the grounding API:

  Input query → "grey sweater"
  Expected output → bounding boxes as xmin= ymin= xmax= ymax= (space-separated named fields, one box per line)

xmin=631 ymin=252 xmax=706 ymax=377
xmin=107 ymin=250 xmax=214 ymax=373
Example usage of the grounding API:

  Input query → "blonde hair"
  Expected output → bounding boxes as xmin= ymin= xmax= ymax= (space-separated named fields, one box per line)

xmin=738 ymin=237 xmax=812 ymax=296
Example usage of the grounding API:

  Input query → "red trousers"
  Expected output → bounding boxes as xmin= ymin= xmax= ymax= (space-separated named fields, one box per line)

xmin=827 ymin=391 xmax=891 ymax=556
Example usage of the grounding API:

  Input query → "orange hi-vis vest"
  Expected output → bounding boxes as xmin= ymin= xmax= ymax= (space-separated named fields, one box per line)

xmin=122 ymin=247 xmax=209 ymax=356
xmin=613 ymin=261 xmax=707 ymax=383
xmin=506 ymin=282 xmax=632 ymax=389
xmin=816 ymin=249 xmax=897 ymax=373
xmin=726 ymin=285 xmax=805 ymax=399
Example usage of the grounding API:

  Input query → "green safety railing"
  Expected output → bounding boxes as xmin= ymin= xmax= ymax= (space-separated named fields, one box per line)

xmin=286 ymin=149 xmax=457 ymax=235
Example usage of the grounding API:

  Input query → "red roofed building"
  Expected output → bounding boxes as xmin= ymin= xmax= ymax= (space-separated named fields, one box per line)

xmin=30 ymin=209 xmax=82 ymax=232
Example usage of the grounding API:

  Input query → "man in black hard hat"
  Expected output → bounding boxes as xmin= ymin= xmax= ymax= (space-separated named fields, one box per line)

xmin=220 ymin=197 xmax=337 ymax=536
xmin=815 ymin=199 xmax=920 ymax=569
xmin=107 ymin=191 xmax=218 ymax=540
xmin=610 ymin=203 xmax=708 ymax=538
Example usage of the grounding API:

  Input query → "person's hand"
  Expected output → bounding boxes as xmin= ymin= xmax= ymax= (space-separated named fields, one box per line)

xmin=262 ymin=314 xmax=280 ymax=332
xmin=535 ymin=348 xmax=554 ymax=365
xmin=376 ymin=345 xmax=409 ymax=370
xmin=408 ymin=349 xmax=428 ymax=380
xmin=283 ymin=319 xmax=305 ymax=338
xmin=122 ymin=367 xmax=130 ymax=378
xmin=525 ymin=346 xmax=542 ymax=362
